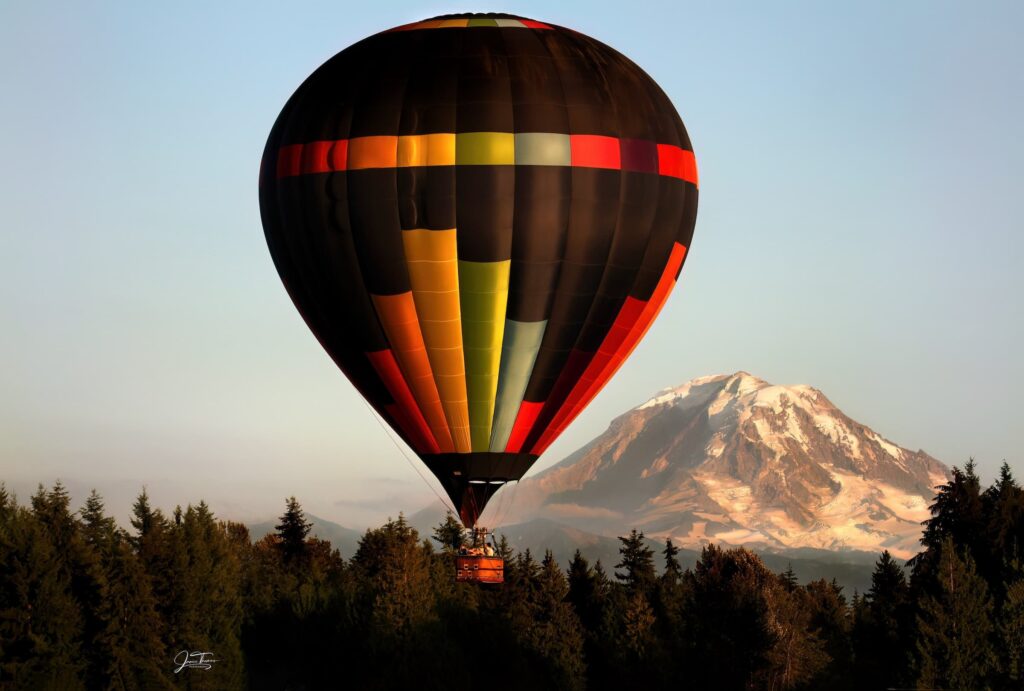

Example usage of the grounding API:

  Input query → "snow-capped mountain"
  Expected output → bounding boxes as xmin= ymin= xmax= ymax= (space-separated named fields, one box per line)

xmin=494 ymin=372 xmax=949 ymax=559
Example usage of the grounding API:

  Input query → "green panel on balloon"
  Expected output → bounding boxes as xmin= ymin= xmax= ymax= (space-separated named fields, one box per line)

xmin=459 ymin=260 xmax=510 ymax=451
xmin=489 ymin=319 xmax=548 ymax=451
xmin=456 ymin=132 xmax=515 ymax=166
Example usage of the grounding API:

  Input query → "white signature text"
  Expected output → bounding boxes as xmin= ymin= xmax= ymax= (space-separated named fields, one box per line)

xmin=173 ymin=650 xmax=219 ymax=673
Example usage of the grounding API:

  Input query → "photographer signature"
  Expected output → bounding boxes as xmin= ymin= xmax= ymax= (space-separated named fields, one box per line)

xmin=173 ymin=650 xmax=219 ymax=673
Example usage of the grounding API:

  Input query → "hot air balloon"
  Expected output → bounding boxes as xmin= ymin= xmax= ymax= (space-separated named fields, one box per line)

xmin=259 ymin=13 xmax=698 ymax=536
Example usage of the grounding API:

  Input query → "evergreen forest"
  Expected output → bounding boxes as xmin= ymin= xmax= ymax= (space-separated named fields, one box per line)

xmin=2 ymin=459 xmax=1023 ymax=690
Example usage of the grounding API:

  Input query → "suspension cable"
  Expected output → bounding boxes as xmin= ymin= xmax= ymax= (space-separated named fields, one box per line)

xmin=358 ymin=398 xmax=459 ymax=517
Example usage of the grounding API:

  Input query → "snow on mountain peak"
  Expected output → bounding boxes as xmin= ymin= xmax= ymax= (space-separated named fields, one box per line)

xmin=639 ymin=371 xmax=789 ymax=411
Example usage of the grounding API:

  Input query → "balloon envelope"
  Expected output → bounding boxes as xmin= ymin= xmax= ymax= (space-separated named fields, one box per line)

xmin=260 ymin=14 xmax=698 ymax=526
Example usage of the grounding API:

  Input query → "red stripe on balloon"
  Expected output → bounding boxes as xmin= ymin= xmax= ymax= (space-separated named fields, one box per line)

xmin=329 ymin=140 xmax=349 ymax=172
xmin=517 ymin=19 xmax=554 ymax=29
xmin=503 ymin=400 xmax=545 ymax=453
xmin=657 ymin=145 xmax=698 ymax=185
xmin=366 ymin=349 xmax=440 ymax=454
xmin=300 ymin=140 xmax=334 ymax=174
xmin=569 ymin=134 xmax=621 ymax=169
xmin=531 ymin=243 xmax=688 ymax=455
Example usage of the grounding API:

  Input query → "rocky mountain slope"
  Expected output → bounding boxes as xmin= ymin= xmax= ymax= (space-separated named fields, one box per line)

xmin=494 ymin=372 xmax=949 ymax=559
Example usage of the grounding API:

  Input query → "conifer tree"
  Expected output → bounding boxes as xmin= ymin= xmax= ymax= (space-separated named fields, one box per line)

xmin=0 ymin=495 xmax=85 ymax=687
xmin=32 ymin=483 xmax=115 ymax=687
xmin=780 ymin=563 xmax=798 ymax=591
xmin=615 ymin=529 xmax=656 ymax=595
xmin=495 ymin=532 xmax=513 ymax=560
xmin=174 ymin=502 xmax=245 ymax=688
xmin=919 ymin=460 xmax=988 ymax=577
xmin=621 ymin=589 xmax=656 ymax=658
xmin=0 ymin=483 xmax=11 ymax=521
xmin=507 ymin=550 xmax=586 ymax=691
xmin=127 ymin=488 xmax=179 ymax=672
xmin=539 ymin=550 xmax=568 ymax=602
xmin=352 ymin=515 xmax=434 ymax=646
xmin=983 ymin=462 xmax=1024 ymax=587
xmin=31 ymin=483 xmax=81 ymax=575
xmin=97 ymin=536 xmax=170 ymax=688
xmin=1001 ymin=573 xmax=1024 ymax=684
xmin=803 ymin=579 xmax=853 ymax=689
xmin=661 ymin=537 xmax=683 ymax=584
xmin=567 ymin=550 xmax=596 ymax=627
xmin=129 ymin=488 xmax=161 ymax=547
xmin=430 ymin=512 xmax=465 ymax=555
xmin=853 ymin=550 xmax=913 ymax=689
xmin=686 ymin=545 xmax=779 ymax=688
xmin=654 ymin=538 xmax=686 ymax=659
xmin=75 ymin=490 xmax=118 ymax=687
xmin=79 ymin=490 xmax=117 ymax=553
xmin=274 ymin=496 xmax=313 ymax=566
xmin=762 ymin=580 xmax=829 ymax=689
xmin=916 ymin=537 xmax=996 ymax=689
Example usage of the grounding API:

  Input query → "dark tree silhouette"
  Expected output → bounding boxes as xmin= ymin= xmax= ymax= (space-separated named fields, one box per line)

xmin=614 ymin=529 xmax=656 ymax=595
xmin=274 ymin=496 xmax=313 ymax=565
xmin=916 ymin=537 xmax=996 ymax=689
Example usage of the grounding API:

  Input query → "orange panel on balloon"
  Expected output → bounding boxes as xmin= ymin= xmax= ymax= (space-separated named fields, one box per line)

xmin=371 ymin=293 xmax=454 ymax=452
xmin=347 ymin=136 xmax=398 ymax=170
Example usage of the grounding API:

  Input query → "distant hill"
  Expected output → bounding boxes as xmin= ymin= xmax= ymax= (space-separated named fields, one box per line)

xmin=492 ymin=517 xmax=880 ymax=594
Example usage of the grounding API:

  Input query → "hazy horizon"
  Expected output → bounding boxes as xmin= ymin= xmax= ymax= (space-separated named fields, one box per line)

xmin=3 ymin=1 xmax=1021 ymax=529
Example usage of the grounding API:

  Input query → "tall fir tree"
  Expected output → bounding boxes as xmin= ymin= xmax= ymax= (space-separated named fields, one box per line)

xmin=430 ymin=512 xmax=465 ymax=555
xmin=174 ymin=502 xmax=245 ymax=689
xmin=566 ymin=550 xmax=597 ymax=630
xmin=533 ymin=551 xmax=586 ymax=690
xmin=918 ymin=460 xmax=988 ymax=578
xmin=983 ymin=462 xmax=1024 ymax=588
xmin=802 ymin=579 xmax=853 ymax=690
xmin=916 ymin=537 xmax=996 ymax=689
xmin=274 ymin=496 xmax=313 ymax=566
xmin=615 ymin=529 xmax=656 ymax=595
xmin=96 ymin=534 xmax=171 ymax=688
xmin=0 ymin=495 xmax=85 ymax=687
xmin=853 ymin=550 xmax=914 ymax=689
xmin=1000 ymin=569 xmax=1024 ymax=685
xmin=762 ymin=579 xmax=829 ymax=689
xmin=75 ymin=490 xmax=118 ymax=688
xmin=685 ymin=545 xmax=779 ymax=689
xmin=352 ymin=515 xmax=434 ymax=645
xmin=661 ymin=538 xmax=683 ymax=585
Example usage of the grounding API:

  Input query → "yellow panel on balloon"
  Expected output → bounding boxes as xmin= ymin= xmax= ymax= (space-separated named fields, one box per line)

xmin=402 ymin=229 xmax=472 ymax=452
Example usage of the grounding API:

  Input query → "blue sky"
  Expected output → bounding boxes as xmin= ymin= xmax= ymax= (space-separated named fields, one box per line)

xmin=2 ymin=1 xmax=1021 ymax=525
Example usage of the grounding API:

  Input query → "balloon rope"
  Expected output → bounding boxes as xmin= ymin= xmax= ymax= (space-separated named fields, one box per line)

xmin=358 ymin=398 xmax=459 ymax=518
xmin=492 ymin=478 xmax=520 ymax=530
xmin=487 ymin=480 xmax=510 ymax=528
xmin=491 ymin=484 xmax=509 ymax=528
